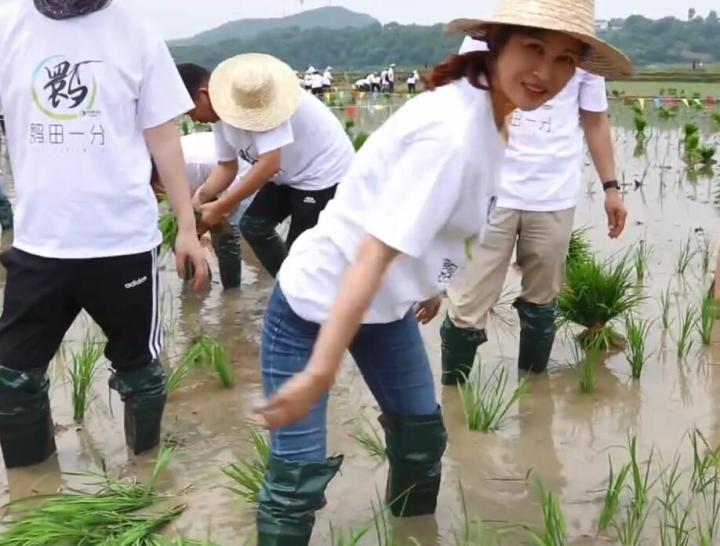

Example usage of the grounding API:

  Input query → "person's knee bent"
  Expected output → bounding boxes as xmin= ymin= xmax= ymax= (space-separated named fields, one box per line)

xmin=239 ymin=214 xmax=277 ymax=242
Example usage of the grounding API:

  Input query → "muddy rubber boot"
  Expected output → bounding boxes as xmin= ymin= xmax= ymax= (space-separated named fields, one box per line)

xmin=109 ymin=360 xmax=167 ymax=455
xmin=515 ymin=299 xmax=557 ymax=375
xmin=0 ymin=365 xmax=56 ymax=468
xmin=239 ymin=215 xmax=287 ymax=278
xmin=380 ymin=409 xmax=448 ymax=518
xmin=0 ymin=198 xmax=12 ymax=231
xmin=210 ymin=224 xmax=242 ymax=289
xmin=257 ymin=455 xmax=344 ymax=546
xmin=440 ymin=314 xmax=487 ymax=386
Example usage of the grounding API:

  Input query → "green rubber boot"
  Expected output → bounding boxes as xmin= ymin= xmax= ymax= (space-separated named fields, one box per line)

xmin=210 ymin=224 xmax=242 ymax=289
xmin=257 ymin=455 xmax=344 ymax=546
xmin=380 ymin=410 xmax=448 ymax=518
xmin=0 ymin=195 xmax=13 ymax=231
xmin=239 ymin=215 xmax=288 ymax=278
xmin=0 ymin=365 xmax=56 ymax=468
xmin=109 ymin=360 xmax=167 ymax=455
xmin=515 ymin=299 xmax=557 ymax=374
xmin=440 ymin=314 xmax=487 ymax=385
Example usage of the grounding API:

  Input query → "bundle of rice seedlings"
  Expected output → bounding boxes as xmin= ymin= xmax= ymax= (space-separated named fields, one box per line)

xmin=557 ymin=255 xmax=643 ymax=350
xmin=69 ymin=336 xmax=105 ymax=423
xmin=222 ymin=431 xmax=271 ymax=504
xmin=698 ymin=145 xmax=717 ymax=166
xmin=0 ymin=447 xmax=181 ymax=545
xmin=184 ymin=334 xmax=233 ymax=388
xmin=566 ymin=228 xmax=592 ymax=268
xmin=159 ymin=211 xmax=179 ymax=252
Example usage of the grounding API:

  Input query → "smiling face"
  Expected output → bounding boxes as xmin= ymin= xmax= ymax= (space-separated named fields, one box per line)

xmin=493 ymin=30 xmax=586 ymax=111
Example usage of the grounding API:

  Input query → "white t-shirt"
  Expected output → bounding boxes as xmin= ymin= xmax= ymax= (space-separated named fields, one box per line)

xmin=0 ymin=0 xmax=192 ymax=258
xmin=498 ymin=69 xmax=608 ymax=211
xmin=322 ymin=71 xmax=333 ymax=87
xmin=279 ymin=78 xmax=504 ymax=324
xmin=180 ymin=132 xmax=253 ymax=216
xmin=311 ymin=74 xmax=323 ymax=90
xmin=388 ymin=68 xmax=395 ymax=83
xmin=213 ymin=92 xmax=354 ymax=191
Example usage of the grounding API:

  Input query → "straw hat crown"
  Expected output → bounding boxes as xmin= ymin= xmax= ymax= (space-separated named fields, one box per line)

xmin=209 ymin=53 xmax=302 ymax=132
xmin=447 ymin=0 xmax=633 ymax=78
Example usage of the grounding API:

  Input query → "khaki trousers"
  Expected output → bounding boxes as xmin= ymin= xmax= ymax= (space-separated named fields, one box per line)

xmin=447 ymin=207 xmax=576 ymax=330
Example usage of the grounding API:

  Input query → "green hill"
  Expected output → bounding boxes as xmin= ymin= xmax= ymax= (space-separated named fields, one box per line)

xmin=170 ymin=10 xmax=720 ymax=74
xmin=173 ymin=6 xmax=378 ymax=47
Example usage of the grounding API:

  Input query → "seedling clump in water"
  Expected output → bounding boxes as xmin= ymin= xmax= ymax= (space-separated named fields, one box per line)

xmin=557 ymin=255 xmax=643 ymax=350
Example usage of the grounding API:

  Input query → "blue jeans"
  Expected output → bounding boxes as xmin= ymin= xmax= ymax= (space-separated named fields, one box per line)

xmin=261 ymin=285 xmax=438 ymax=461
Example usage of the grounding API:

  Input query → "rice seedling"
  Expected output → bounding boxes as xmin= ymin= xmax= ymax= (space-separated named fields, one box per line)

xmin=0 ymin=446 xmax=180 ymax=545
xmin=158 ymin=210 xmax=179 ymax=252
xmin=676 ymin=236 xmax=698 ymax=275
xmin=165 ymin=358 xmax=196 ymax=394
xmin=711 ymin=112 xmax=720 ymax=128
xmin=684 ymin=122 xmax=700 ymax=146
xmin=699 ymin=234 xmax=713 ymax=274
xmin=557 ymin=254 xmax=643 ymax=350
xmin=184 ymin=333 xmax=233 ymax=388
xmin=69 ymin=336 xmax=104 ymax=423
xmin=566 ymin=227 xmax=592 ymax=267
xmin=458 ymin=362 xmax=528 ymax=432
xmin=329 ymin=525 xmax=369 ymax=546
xmin=633 ymin=115 xmax=647 ymax=138
xmin=690 ymin=429 xmax=720 ymax=493
xmin=676 ymin=306 xmax=697 ymax=360
xmin=574 ymin=343 xmax=601 ymax=394
xmin=598 ymin=456 xmax=631 ymax=534
xmin=695 ymin=471 xmax=720 ymax=546
xmin=698 ymin=291 xmax=717 ymax=346
xmin=632 ymin=241 xmax=652 ymax=283
xmin=222 ymin=430 xmax=270 ymax=505
xmin=452 ymin=485 xmax=497 ymax=546
xmin=350 ymin=412 xmax=387 ymax=462
xmin=657 ymin=456 xmax=686 ymax=546
xmin=698 ymin=145 xmax=717 ymax=166
xmin=659 ymin=284 xmax=673 ymax=331
xmin=352 ymin=132 xmax=369 ymax=151
xmin=624 ymin=315 xmax=654 ymax=379
xmin=525 ymin=477 xmax=567 ymax=546
xmin=612 ymin=436 xmax=654 ymax=546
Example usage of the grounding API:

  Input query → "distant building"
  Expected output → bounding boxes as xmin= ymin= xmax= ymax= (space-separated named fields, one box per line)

xmin=595 ymin=19 xmax=610 ymax=32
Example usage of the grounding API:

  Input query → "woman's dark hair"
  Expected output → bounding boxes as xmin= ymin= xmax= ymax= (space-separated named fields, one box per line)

xmin=177 ymin=63 xmax=211 ymax=99
xmin=423 ymin=25 xmax=585 ymax=91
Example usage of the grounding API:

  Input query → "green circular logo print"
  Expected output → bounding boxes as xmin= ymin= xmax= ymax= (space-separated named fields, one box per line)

xmin=31 ymin=56 xmax=101 ymax=121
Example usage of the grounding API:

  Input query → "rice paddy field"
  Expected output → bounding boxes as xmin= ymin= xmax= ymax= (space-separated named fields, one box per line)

xmin=1 ymin=94 xmax=720 ymax=545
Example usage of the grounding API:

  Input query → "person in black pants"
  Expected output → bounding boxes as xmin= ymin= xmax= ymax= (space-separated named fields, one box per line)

xmin=178 ymin=56 xmax=354 ymax=278
xmin=0 ymin=0 xmax=208 ymax=470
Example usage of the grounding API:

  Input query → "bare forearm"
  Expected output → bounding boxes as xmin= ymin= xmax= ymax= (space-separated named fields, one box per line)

xmin=582 ymin=111 xmax=616 ymax=183
xmin=144 ymin=122 xmax=195 ymax=231
xmin=197 ymin=162 xmax=238 ymax=204
xmin=307 ymin=236 xmax=398 ymax=380
xmin=219 ymin=161 xmax=276 ymax=212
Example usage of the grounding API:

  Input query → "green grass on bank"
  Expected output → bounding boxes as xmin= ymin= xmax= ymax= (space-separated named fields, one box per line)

xmin=605 ymin=81 xmax=720 ymax=98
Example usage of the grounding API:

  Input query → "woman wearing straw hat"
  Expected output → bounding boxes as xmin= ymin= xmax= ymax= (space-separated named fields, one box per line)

xmin=252 ymin=1 xmax=631 ymax=544
xmin=439 ymin=36 xmax=627 ymax=384
xmin=178 ymin=56 xmax=354 ymax=278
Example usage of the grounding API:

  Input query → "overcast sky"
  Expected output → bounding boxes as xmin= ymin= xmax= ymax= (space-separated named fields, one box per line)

xmin=13 ymin=0 xmax=720 ymax=39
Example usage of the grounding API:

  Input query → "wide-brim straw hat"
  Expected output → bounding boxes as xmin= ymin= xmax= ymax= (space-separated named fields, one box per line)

xmin=209 ymin=53 xmax=302 ymax=132
xmin=446 ymin=0 xmax=632 ymax=79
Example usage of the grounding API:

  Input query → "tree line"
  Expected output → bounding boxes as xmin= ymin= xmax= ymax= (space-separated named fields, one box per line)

xmin=170 ymin=12 xmax=720 ymax=73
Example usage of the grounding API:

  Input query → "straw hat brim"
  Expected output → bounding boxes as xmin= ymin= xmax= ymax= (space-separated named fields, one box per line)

xmin=209 ymin=53 xmax=302 ymax=132
xmin=446 ymin=18 xmax=633 ymax=79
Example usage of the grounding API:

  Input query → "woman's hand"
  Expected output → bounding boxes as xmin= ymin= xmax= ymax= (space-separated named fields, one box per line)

xmin=416 ymin=296 xmax=442 ymax=324
xmin=255 ymin=368 xmax=334 ymax=429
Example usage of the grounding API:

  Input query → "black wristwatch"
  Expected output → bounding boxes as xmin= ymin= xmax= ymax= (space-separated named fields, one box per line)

xmin=603 ymin=180 xmax=620 ymax=192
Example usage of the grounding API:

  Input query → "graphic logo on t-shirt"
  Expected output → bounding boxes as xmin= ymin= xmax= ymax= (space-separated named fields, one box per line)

xmin=238 ymin=146 xmax=259 ymax=166
xmin=31 ymin=56 xmax=102 ymax=121
xmin=437 ymin=259 xmax=459 ymax=284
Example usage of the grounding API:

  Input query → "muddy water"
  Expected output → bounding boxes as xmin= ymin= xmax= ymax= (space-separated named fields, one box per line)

xmin=1 ymin=104 xmax=720 ymax=544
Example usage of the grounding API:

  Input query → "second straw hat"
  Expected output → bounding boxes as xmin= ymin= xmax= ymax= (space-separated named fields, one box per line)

xmin=209 ymin=53 xmax=302 ymax=132
xmin=446 ymin=0 xmax=632 ymax=79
